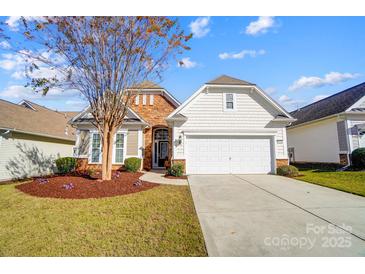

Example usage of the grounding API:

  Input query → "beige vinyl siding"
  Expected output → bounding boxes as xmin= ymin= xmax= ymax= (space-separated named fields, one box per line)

xmin=287 ymin=118 xmax=340 ymax=163
xmin=127 ymin=130 xmax=138 ymax=156
xmin=75 ymin=126 xmax=141 ymax=160
xmin=0 ymin=132 xmax=74 ymax=181
xmin=174 ymin=88 xmax=286 ymax=159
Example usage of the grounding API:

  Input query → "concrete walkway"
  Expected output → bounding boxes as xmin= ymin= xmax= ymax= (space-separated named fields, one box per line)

xmin=140 ymin=170 xmax=188 ymax=185
xmin=189 ymin=174 xmax=365 ymax=256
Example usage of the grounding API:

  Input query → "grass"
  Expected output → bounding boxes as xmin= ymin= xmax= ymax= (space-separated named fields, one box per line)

xmin=293 ymin=164 xmax=365 ymax=197
xmin=0 ymin=183 xmax=207 ymax=256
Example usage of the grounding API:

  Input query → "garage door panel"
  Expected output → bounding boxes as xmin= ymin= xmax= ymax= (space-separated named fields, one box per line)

xmin=186 ymin=136 xmax=273 ymax=174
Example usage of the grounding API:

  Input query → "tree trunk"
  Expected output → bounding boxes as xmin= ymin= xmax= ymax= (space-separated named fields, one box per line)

xmin=101 ymin=126 xmax=116 ymax=181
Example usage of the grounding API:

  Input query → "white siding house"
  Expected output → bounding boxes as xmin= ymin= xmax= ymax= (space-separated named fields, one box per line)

xmin=287 ymin=84 xmax=365 ymax=165
xmin=0 ymin=99 xmax=77 ymax=181
xmin=167 ymin=75 xmax=295 ymax=175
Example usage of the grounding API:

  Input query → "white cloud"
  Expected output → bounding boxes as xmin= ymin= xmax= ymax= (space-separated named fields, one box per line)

xmin=189 ymin=17 xmax=210 ymax=38
xmin=312 ymin=94 xmax=329 ymax=102
xmin=0 ymin=51 xmax=64 ymax=80
xmin=0 ymin=85 xmax=78 ymax=100
xmin=264 ymin=87 xmax=276 ymax=95
xmin=6 ymin=16 xmax=45 ymax=31
xmin=245 ymin=16 xmax=276 ymax=36
xmin=278 ymin=95 xmax=292 ymax=103
xmin=289 ymin=72 xmax=360 ymax=91
xmin=278 ymin=94 xmax=304 ymax=111
xmin=0 ymin=41 xmax=11 ymax=49
xmin=218 ymin=49 xmax=265 ymax=60
xmin=177 ymin=57 xmax=197 ymax=69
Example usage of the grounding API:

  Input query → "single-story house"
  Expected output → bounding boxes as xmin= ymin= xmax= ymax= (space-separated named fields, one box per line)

xmin=287 ymin=83 xmax=365 ymax=165
xmin=0 ymin=99 xmax=77 ymax=181
xmin=71 ymin=75 xmax=295 ymax=174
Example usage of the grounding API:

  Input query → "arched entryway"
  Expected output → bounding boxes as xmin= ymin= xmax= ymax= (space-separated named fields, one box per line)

xmin=152 ymin=128 xmax=169 ymax=169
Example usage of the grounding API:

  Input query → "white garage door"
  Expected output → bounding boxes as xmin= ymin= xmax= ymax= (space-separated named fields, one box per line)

xmin=186 ymin=136 xmax=273 ymax=174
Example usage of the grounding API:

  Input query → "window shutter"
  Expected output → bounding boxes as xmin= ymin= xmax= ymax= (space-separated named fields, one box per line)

xmin=337 ymin=121 xmax=348 ymax=152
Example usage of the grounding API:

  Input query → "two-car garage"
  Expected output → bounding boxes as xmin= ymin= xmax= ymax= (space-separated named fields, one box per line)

xmin=185 ymin=135 xmax=275 ymax=174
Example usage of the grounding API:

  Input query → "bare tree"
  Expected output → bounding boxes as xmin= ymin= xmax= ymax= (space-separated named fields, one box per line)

xmin=4 ymin=17 xmax=191 ymax=180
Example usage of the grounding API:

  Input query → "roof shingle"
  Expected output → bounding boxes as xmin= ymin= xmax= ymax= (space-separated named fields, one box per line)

xmin=290 ymin=82 xmax=365 ymax=127
xmin=206 ymin=75 xmax=255 ymax=86
xmin=0 ymin=99 xmax=77 ymax=141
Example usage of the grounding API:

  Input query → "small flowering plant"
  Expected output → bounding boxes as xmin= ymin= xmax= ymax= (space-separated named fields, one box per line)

xmin=62 ymin=183 xmax=74 ymax=190
xmin=133 ymin=179 xmax=142 ymax=187
xmin=112 ymin=171 xmax=122 ymax=179
xmin=36 ymin=178 xmax=49 ymax=184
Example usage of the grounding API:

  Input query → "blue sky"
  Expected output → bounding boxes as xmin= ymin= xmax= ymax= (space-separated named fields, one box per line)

xmin=1 ymin=16 xmax=365 ymax=112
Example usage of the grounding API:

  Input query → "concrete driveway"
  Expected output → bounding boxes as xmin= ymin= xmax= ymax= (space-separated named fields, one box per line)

xmin=189 ymin=174 xmax=365 ymax=256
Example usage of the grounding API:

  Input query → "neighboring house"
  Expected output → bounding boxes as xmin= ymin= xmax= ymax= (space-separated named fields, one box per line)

xmin=287 ymin=83 xmax=365 ymax=165
xmin=70 ymin=81 xmax=180 ymax=171
xmin=0 ymin=99 xmax=77 ymax=181
xmin=71 ymin=75 xmax=295 ymax=175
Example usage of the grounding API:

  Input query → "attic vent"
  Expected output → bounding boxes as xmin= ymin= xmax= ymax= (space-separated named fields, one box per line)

xmin=65 ymin=126 xmax=69 ymax=135
xmin=19 ymin=101 xmax=36 ymax=111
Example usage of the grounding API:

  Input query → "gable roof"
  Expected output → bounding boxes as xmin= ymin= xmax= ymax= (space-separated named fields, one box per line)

xmin=128 ymin=80 xmax=180 ymax=107
xmin=70 ymin=106 xmax=148 ymax=126
xmin=0 ymin=99 xmax=77 ymax=141
xmin=290 ymin=82 xmax=365 ymax=127
xmin=206 ymin=75 xmax=255 ymax=86
xmin=168 ymin=75 xmax=294 ymax=121
xmin=130 ymin=81 xmax=164 ymax=89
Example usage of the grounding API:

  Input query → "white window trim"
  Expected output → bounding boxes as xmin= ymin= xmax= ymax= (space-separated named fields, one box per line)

xmin=149 ymin=94 xmax=154 ymax=105
xmin=89 ymin=130 xmax=128 ymax=164
xmin=142 ymin=94 xmax=147 ymax=105
xmin=223 ymin=93 xmax=236 ymax=111
xmin=135 ymin=95 xmax=139 ymax=105
xmin=89 ymin=131 xmax=102 ymax=164
xmin=113 ymin=131 xmax=127 ymax=164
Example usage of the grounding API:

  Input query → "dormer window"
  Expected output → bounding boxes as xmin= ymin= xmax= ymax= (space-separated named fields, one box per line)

xmin=224 ymin=93 xmax=236 ymax=111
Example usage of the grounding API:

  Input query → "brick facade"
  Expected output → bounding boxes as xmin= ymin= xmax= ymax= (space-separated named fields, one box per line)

xmin=276 ymin=159 xmax=289 ymax=167
xmin=339 ymin=153 xmax=349 ymax=166
xmin=76 ymin=158 xmax=124 ymax=172
xmin=130 ymin=93 xmax=176 ymax=170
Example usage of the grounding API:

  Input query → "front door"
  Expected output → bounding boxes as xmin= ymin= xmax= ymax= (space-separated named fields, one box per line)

xmin=153 ymin=128 xmax=169 ymax=168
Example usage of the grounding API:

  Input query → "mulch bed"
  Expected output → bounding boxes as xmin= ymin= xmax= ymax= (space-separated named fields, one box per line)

xmin=16 ymin=171 xmax=159 ymax=199
xmin=164 ymin=174 xmax=188 ymax=179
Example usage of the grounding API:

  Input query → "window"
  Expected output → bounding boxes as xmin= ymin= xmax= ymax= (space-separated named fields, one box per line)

xmin=149 ymin=94 xmax=154 ymax=105
xmin=142 ymin=94 xmax=147 ymax=105
xmin=115 ymin=133 xmax=125 ymax=163
xmin=224 ymin=93 xmax=235 ymax=111
xmin=91 ymin=133 xmax=101 ymax=163
xmin=135 ymin=95 xmax=139 ymax=105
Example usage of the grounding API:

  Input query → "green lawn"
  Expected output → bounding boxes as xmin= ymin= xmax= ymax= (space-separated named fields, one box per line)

xmin=0 ymin=183 xmax=207 ymax=256
xmin=296 ymin=169 xmax=365 ymax=197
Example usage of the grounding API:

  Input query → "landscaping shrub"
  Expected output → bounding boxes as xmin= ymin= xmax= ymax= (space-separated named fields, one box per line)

xmin=167 ymin=163 xmax=184 ymax=177
xmin=55 ymin=157 xmax=76 ymax=174
xmin=277 ymin=165 xmax=299 ymax=177
xmin=124 ymin=157 xmax=141 ymax=172
xmin=351 ymin=148 xmax=365 ymax=169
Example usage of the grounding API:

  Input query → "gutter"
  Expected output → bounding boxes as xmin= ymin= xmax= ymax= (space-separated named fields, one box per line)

xmin=0 ymin=127 xmax=75 ymax=143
